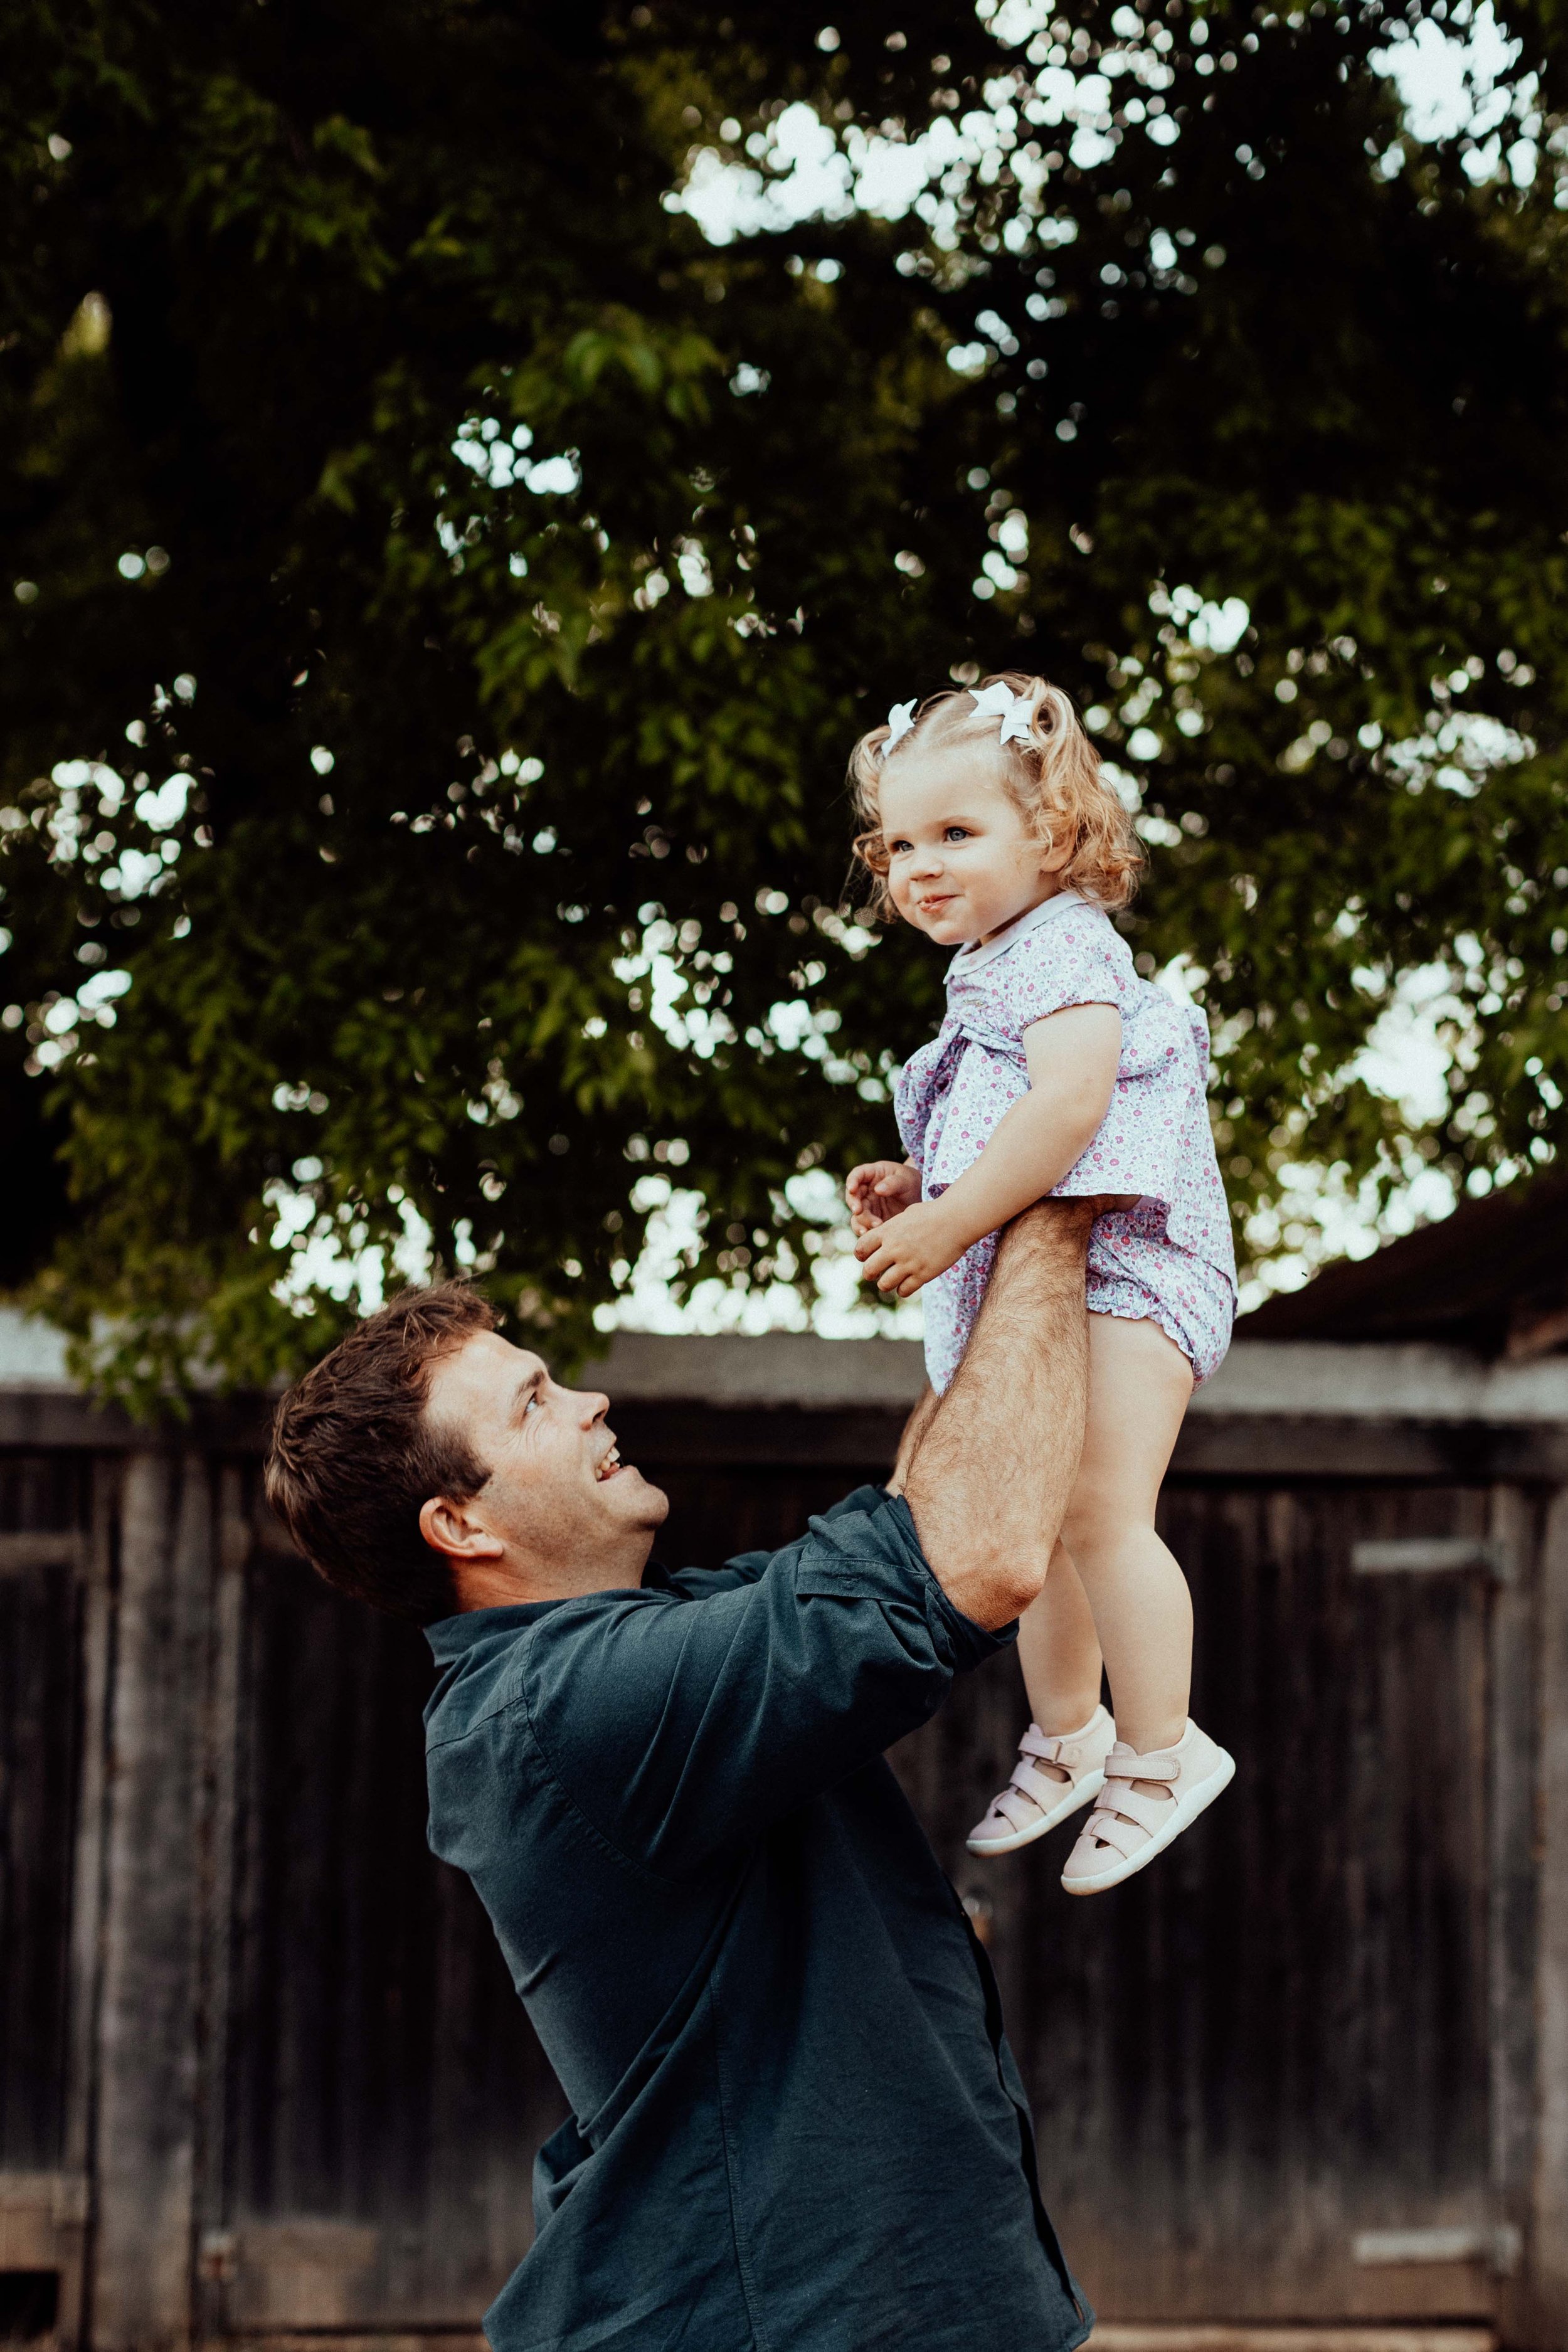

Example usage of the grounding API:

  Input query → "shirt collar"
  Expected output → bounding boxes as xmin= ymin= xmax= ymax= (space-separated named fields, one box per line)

xmin=947 ymin=887 xmax=1084 ymax=977
xmin=424 ymin=1566 xmax=665 ymax=1660
xmin=425 ymin=1599 xmax=565 ymax=1660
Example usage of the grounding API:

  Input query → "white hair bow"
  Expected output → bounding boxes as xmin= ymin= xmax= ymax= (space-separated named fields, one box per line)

xmin=879 ymin=699 xmax=918 ymax=757
xmin=970 ymin=681 xmax=1035 ymax=746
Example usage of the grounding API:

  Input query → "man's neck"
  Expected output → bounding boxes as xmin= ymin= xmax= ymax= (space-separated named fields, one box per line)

xmin=448 ymin=1540 xmax=652 ymax=1614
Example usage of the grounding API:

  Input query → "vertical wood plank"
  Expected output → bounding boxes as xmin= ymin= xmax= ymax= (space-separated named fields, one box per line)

xmin=57 ymin=1461 xmax=119 ymax=2351
xmin=65 ymin=1463 xmax=117 ymax=2181
xmin=0 ymin=1528 xmax=81 ymax=2168
xmin=1486 ymin=1485 xmax=1538 ymax=2343
xmin=90 ymin=1454 xmax=213 ymax=2352
xmin=0 ymin=1454 xmax=94 ymax=2347
xmin=1522 ymin=1484 xmax=1568 ymax=2344
xmin=191 ymin=1470 xmax=251 ymax=2339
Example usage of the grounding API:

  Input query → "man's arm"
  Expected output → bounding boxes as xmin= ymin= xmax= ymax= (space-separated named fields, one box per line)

xmin=519 ymin=1495 xmax=1008 ymax=1879
xmin=886 ymin=1384 xmax=938 ymax=1498
xmin=652 ymin=1485 xmax=891 ymax=1597
xmin=515 ymin=1205 xmax=1090 ymax=1880
xmin=903 ymin=1198 xmax=1093 ymax=1631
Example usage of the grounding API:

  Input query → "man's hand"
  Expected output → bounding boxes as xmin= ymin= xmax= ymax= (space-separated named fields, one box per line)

xmin=854 ymin=1199 xmax=965 ymax=1296
xmin=845 ymin=1158 xmax=921 ymax=1237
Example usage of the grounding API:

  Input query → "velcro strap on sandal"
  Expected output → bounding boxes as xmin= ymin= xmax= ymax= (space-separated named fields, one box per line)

xmin=1103 ymin=1749 xmax=1179 ymax=1786
xmin=1083 ymin=1808 xmax=1152 ymax=1860
xmin=992 ymin=1786 xmax=1045 ymax=1833
xmin=1018 ymin=1724 xmax=1066 ymax=1764
xmin=1115 ymin=1784 xmax=1175 ymax=1836
xmin=1009 ymin=1759 xmax=1071 ymax=1810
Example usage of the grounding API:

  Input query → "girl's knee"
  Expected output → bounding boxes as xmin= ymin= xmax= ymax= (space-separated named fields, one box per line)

xmin=1062 ymin=1479 xmax=1153 ymax=1565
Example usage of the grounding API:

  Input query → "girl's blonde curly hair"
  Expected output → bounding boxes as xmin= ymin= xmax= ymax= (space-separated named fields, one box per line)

xmin=849 ymin=671 xmax=1143 ymax=918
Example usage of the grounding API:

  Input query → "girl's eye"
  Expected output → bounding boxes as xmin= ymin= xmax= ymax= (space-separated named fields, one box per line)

xmin=943 ymin=826 xmax=971 ymax=843
xmin=887 ymin=838 xmax=913 ymax=856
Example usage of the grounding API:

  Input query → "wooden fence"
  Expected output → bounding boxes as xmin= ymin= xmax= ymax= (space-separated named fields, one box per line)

xmin=3 ymin=1323 xmax=1568 ymax=2350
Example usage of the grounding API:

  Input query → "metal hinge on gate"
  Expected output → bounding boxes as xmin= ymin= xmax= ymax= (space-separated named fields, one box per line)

xmin=1350 ymin=1537 xmax=1514 ymax=1582
xmin=198 ymin=2228 xmax=238 ymax=2282
xmin=1353 ymin=2223 xmax=1522 ymax=2275
xmin=50 ymin=2176 xmax=89 ymax=2228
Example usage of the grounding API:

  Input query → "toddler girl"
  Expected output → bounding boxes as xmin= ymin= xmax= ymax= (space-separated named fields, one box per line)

xmin=844 ymin=673 xmax=1237 ymax=1894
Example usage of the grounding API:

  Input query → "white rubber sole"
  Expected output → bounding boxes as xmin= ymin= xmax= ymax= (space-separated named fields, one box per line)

xmin=965 ymin=1766 xmax=1107 ymax=1857
xmin=1061 ymin=1747 xmax=1236 ymax=1895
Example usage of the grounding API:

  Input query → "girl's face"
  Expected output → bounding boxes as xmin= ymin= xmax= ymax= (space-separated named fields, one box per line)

xmin=876 ymin=750 xmax=1067 ymax=946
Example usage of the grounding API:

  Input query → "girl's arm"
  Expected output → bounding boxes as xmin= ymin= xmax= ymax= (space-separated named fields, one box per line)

xmin=854 ymin=1003 xmax=1121 ymax=1295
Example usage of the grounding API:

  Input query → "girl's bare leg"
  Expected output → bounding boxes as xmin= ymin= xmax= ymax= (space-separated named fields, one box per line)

xmin=965 ymin=1535 xmax=1113 ymax=1853
xmin=1016 ymin=1545 xmax=1103 ymax=1737
xmin=1061 ymin=1315 xmax=1195 ymax=1756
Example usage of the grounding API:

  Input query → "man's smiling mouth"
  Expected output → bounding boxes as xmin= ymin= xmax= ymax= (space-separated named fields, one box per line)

xmin=595 ymin=1445 xmax=624 ymax=1482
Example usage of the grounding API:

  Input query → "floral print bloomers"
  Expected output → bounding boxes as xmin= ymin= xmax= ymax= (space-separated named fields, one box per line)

xmin=895 ymin=890 xmax=1237 ymax=1396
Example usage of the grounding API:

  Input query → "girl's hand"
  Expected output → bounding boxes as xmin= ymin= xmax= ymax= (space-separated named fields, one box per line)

xmin=845 ymin=1158 xmax=921 ymax=1237
xmin=854 ymin=1199 xmax=964 ymax=1296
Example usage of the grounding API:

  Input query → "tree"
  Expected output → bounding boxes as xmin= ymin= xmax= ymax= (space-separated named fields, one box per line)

xmin=3 ymin=0 xmax=1565 ymax=1406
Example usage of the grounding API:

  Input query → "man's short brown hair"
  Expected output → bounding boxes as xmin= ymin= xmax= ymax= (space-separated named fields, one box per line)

xmin=265 ymin=1283 xmax=497 ymax=1624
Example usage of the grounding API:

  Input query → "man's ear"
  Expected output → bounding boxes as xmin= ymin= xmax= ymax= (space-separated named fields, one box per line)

xmin=419 ymin=1494 xmax=506 ymax=1564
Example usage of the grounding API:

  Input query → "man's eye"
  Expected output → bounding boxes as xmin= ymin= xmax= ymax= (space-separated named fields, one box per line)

xmin=523 ymin=1392 xmax=541 ymax=1414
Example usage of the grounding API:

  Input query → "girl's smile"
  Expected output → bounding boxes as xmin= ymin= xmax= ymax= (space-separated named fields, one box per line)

xmin=876 ymin=753 xmax=1069 ymax=946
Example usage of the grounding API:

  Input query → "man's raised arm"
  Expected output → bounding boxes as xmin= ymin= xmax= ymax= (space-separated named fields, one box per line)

xmin=903 ymin=1200 xmax=1093 ymax=1631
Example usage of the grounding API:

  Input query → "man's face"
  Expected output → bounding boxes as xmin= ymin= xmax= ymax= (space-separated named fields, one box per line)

xmin=423 ymin=1329 xmax=668 ymax=1589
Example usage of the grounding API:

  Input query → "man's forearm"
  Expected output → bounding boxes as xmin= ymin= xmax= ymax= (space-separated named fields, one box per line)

xmin=902 ymin=1200 xmax=1092 ymax=1631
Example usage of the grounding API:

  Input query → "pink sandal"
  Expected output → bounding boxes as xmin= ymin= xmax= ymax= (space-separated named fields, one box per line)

xmin=965 ymin=1705 xmax=1117 ymax=1856
xmin=1061 ymin=1719 xmax=1234 ymax=1894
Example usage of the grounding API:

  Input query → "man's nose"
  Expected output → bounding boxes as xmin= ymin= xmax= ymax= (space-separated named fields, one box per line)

xmin=572 ymin=1389 xmax=610 ymax=1427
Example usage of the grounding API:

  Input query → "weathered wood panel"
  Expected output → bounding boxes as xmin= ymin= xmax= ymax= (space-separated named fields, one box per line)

xmin=217 ymin=1523 xmax=563 ymax=2329
xmin=901 ymin=1483 xmax=1500 ymax=2324
xmin=0 ymin=1414 xmax=1545 ymax=2342
xmin=91 ymin=1457 xmax=216 ymax=2352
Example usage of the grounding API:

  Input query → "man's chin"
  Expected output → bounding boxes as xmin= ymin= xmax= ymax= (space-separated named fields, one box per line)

xmin=600 ymin=1463 xmax=669 ymax=1525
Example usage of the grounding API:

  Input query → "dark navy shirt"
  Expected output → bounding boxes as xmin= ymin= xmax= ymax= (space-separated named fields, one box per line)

xmin=423 ymin=1486 xmax=1092 ymax=2352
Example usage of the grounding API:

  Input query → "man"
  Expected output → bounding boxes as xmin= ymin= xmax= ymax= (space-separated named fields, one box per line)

xmin=265 ymin=1201 xmax=1096 ymax=2352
